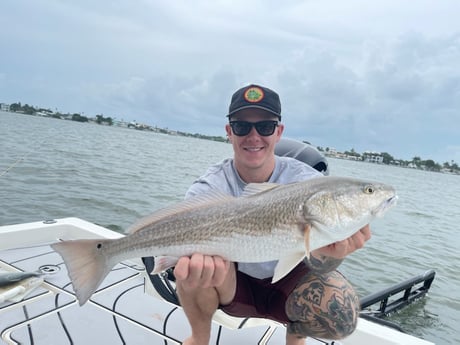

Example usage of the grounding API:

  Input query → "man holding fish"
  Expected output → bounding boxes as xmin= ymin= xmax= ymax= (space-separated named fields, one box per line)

xmin=53 ymin=84 xmax=397 ymax=345
xmin=174 ymin=84 xmax=372 ymax=345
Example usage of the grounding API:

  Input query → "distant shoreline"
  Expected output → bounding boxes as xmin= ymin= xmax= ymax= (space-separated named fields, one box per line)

xmin=1 ymin=109 xmax=458 ymax=175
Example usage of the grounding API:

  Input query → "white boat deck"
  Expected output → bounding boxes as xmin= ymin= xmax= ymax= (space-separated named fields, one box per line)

xmin=0 ymin=218 xmax=435 ymax=345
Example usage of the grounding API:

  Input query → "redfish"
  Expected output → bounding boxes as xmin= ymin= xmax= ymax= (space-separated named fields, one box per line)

xmin=52 ymin=176 xmax=397 ymax=305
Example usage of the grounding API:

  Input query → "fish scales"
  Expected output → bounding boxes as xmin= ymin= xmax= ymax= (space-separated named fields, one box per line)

xmin=51 ymin=176 xmax=397 ymax=305
xmin=100 ymin=192 xmax=303 ymax=262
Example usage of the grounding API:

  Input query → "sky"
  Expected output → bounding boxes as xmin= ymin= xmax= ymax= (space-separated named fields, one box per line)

xmin=1 ymin=0 xmax=459 ymax=164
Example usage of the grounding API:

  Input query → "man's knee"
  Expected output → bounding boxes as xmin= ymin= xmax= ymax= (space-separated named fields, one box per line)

xmin=285 ymin=271 xmax=359 ymax=339
xmin=286 ymin=313 xmax=358 ymax=339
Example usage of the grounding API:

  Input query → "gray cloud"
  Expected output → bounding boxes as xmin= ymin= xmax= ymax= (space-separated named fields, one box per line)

xmin=1 ymin=0 xmax=459 ymax=163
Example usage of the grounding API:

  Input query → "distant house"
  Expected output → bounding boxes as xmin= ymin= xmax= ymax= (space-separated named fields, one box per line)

xmin=0 ymin=103 xmax=10 ymax=111
xmin=363 ymin=151 xmax=384 ymax=164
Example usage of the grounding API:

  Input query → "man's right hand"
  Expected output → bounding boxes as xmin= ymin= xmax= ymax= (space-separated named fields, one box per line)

xmin=174 ymin=253 xmax=231 ymax=289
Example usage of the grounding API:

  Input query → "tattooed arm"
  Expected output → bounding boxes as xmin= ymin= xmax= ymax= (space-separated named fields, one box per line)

xmin=305 ymin=254 xmax=343 ymax=273
xmin=284 ymin=227 xmax=369 ymax=340
xmin=306 ymin=225 xmax=372 ymax=273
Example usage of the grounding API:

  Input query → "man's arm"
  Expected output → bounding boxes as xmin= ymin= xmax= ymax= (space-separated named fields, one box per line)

xmin=307 ymin=225 xmax=371 ymax=273
xmin=174 ymin=254 xmax=236 ymax=345
xmin=304 ymin=254 xmax=343 ymax=274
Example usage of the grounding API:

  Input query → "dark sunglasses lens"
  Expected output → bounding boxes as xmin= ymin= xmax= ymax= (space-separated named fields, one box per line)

xmin=231 ymin=122 xmax=252 ymax=136
xmin=255 ymin=121 xmax=277 ymax=136
xmin=230 ymin=121 xmax=278 ymax=136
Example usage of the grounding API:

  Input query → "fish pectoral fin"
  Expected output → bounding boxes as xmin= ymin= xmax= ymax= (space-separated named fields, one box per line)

xmin=303 ymin=223 xmax=311 ymax=259
xmin=272 ymin=252 xmax=305 ymax=283
xmin=150 ymin=256 xmax=179 ymax=275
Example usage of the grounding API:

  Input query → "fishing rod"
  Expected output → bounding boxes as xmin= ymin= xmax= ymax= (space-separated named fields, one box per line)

xmin=0 ymin=151 xmax=34 ymax=178
xmin=0 ymin=124 xmax=65 ymax=178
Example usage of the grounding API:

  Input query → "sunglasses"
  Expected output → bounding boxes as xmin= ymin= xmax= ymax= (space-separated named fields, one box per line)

xmin=229 ymin=120 xmax=279 ymax=137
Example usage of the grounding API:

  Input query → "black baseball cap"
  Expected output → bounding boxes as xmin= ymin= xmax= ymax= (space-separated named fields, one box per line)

xmin=226 ymin=84 xmax=282 ymax=120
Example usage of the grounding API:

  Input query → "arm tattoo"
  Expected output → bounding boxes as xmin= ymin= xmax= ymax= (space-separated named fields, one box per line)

xmin=285 ymin=271 xmax=359 ymax=339
xmin=304 ymin=254 xmax=343 ymax=273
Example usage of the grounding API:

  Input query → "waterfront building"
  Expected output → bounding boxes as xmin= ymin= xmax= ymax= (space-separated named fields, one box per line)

xmin=363 ymin=151 xmax=384 ymax=164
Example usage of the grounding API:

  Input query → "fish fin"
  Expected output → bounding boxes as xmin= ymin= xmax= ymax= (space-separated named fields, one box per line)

xmin=51 ymin=239 xmax=115 ymax=306
xmin=128 ymin=191 xmax=234 ymax=234
xmin=304 ymin=224 xmax=311 ymax=259
xmin=272 ymin=252 xmax=305 ymax=283
xmin=241 ymin=182 xmax=280 ymax=197
xmin=150 ymin=256 xmax=179 ymax=275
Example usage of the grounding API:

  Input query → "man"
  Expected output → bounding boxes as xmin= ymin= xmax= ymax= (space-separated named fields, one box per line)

xmin=174 ymin=84 xmax=371 ymax=345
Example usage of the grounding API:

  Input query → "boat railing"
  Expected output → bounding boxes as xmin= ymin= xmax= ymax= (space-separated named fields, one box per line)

xmin=360 ymin=269 xmax=436 ymax=318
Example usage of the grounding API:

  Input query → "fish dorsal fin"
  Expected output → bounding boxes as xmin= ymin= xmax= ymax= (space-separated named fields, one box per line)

xmin=128 ymin=190 xmax=234 ymax=234
xmin=241 ymin=182 xmax=280 ymax=197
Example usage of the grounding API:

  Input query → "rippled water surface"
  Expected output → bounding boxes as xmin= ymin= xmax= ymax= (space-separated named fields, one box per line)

xmin=1 ymin=111 xmax=458 ymax=344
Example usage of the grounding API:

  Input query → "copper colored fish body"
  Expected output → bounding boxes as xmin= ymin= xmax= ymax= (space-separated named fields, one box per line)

xmin=52 ymin=176 xmax=397 ymax=305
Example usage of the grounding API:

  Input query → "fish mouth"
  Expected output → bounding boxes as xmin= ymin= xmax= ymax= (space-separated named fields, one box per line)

xmin=373 ymin=195 xmax=398 ymax=217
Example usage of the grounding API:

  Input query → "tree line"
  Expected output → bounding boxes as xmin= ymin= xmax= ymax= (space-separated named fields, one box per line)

xmin=5 ymin=102 xmax=458 ymax=173
xmin=324 ymin=147 xmax=459 ymax=173
xmin=8 ymin=102 xmax=113 ymax=125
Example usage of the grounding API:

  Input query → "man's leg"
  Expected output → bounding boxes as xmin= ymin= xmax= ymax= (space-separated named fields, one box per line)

xmin=175 ymin=255 xmax=237 ymax=345
xmin=285 ymin=270 xmax=359 ymax=342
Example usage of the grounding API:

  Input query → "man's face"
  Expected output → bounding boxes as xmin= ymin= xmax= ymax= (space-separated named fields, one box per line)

xmin=225 ymin=108 xmax=284 ymax=174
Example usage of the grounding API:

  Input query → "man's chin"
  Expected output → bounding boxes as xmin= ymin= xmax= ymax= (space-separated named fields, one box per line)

xmin=242 ymin=150 xmax=266 ymax=162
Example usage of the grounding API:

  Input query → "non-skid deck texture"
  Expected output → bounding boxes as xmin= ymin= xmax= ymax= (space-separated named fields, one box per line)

xmin=0 ymin=243 xmax=337 ymax=345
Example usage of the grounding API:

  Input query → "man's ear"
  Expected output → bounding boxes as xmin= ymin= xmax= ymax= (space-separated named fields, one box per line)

xmin=225 ymin=123 xmax=233 ymax=141
xmin=275 ymin=123 xmax=284 ymax=141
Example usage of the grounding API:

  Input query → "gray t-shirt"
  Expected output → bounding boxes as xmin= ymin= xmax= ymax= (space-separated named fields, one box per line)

xmin=185 ymin=155 xmax=322 ymax=279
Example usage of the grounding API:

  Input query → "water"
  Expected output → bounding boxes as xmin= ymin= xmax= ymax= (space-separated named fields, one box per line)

xmin=1 ymin=111 xmax=458 ymax=344
xmin=332 ymin=159 xmax=460 ymax=344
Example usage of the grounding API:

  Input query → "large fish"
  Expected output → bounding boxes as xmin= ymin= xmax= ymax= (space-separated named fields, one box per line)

xmin=52 ymin=176 xmax=397 ymax=306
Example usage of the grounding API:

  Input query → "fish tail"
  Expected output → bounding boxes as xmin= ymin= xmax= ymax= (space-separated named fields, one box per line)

xmin=51 ymin=239 xmax=114 ymax=306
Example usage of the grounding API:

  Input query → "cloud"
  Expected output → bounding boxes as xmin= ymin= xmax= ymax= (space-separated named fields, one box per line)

xmin=1 ymin=0 xmax=460 ymax=163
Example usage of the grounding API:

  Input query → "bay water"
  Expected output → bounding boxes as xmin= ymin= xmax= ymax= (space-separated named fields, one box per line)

xmin=1 ymin=111 xmax=458 ymax=344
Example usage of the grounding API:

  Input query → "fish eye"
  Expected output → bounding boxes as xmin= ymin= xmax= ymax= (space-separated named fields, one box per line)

xmin=97 ymin=243 xmax=103 ymax=249
xmin=364 ymin=185 xmax=375 ymax=194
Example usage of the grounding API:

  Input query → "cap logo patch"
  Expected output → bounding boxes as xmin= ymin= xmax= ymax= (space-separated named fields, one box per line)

xmin=244 ymin=87 xmax=264 ymax=103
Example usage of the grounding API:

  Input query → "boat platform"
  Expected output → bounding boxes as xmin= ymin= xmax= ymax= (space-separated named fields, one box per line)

xmin=0 ymin=218 xmax=435 ymax=345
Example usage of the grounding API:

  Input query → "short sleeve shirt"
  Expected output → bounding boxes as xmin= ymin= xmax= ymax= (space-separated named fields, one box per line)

xmin=185 ymin=156 xmax=322 ymax=279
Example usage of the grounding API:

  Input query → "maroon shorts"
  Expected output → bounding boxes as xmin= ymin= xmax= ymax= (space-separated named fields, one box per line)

xmin=220 ymin=262 xmax=309 ymax=324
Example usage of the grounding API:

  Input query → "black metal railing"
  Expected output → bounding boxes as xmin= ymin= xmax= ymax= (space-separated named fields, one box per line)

xmin=360 ymin=269 xmax=436 ymax=318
